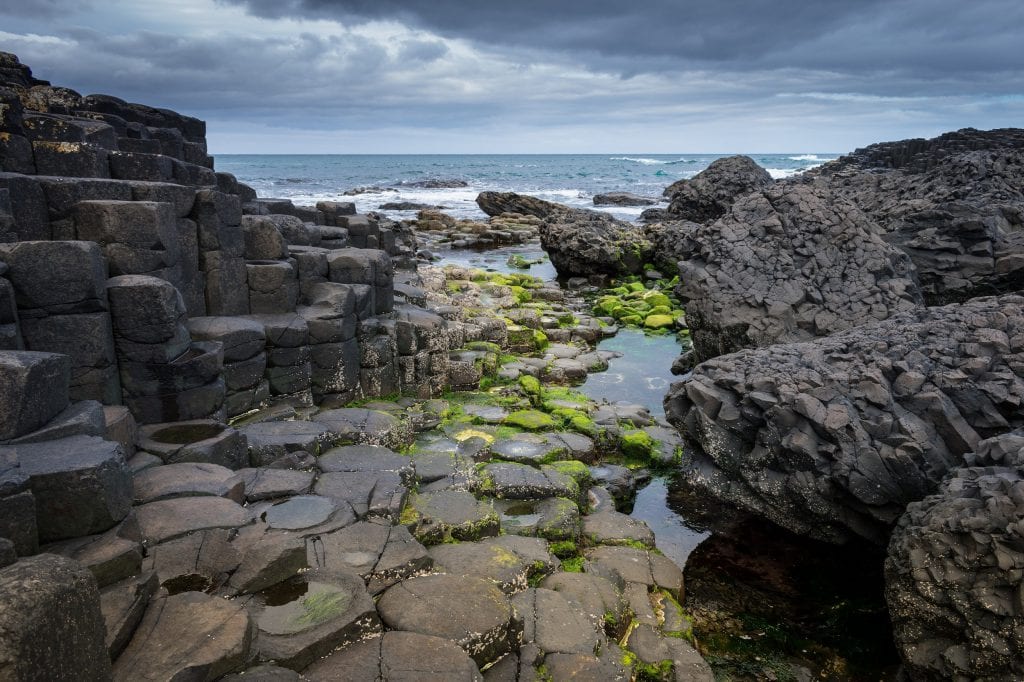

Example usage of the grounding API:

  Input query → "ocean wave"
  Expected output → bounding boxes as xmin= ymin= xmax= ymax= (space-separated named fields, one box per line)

xmin=765 ymin=168 xmax=808 ymax=179
xmin=788 ymin=154 xmax=823 ymax=161
xmin=611 ymin=156 xmax=691 ymax=166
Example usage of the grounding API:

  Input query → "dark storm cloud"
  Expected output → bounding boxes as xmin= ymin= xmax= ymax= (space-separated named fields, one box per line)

xmin=222 ymin=0 xmax=1024 ymax=92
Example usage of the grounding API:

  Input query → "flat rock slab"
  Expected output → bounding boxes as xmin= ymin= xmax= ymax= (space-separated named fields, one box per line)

xmin=228 ymin=523 xmax=308 ymax=594
xmin=307 ymin=519 xmax=432 ymax=594
xmin=318 ymin=444 xmax=414 ymax=484
xmin=540 ymin=572 xmax=631 ymax=640
xmin=584 ymin=546 xmax=684 ymax=600
xmin=625 ymin=623 xmax=713 ymax=681
xmin=248 ymin=569 xmax=380 ymax=671
xmin=314 ymin=470 xmax=407 ymax=519
xmin=405 ymin=490 xmax=500 ymax=544
xmin=582 ymin=511 xmax=656 ymax=548
xmin=127 ymin=496 xmax=253 ymax=545
xmin=223 ymin=664 xmax=300 ymax=681
xmin=137 ymin=420 xmax=248 ymax=469
xmin=0 ymin=554 xmax=112 ymax=681
xmin=490 ymin=436 xmax=566 ymax=465
xmin=100 ymin=571 xmax=159 ymax=659
xmin=377 ymin=574 xmax=522 ymax=668
xmin=235 ymin=467 xmax=314 ymax=502
xmin=132 ymin=462 xmax=243 ymax=504
xmin=315 ymin=408 xmax=409 ymax=449
xmin=113 ymin=591 xmax=255 ymax=681
xmin=11 ymin=434 xmax=132 ymax=542
xmin=43 ymin=529 xmax=142 ymax=589
xmin=148 ymin=528 xmax=240 ymax=595
xmin=240 ymin=421 xmax=334 ymax=465
xmin=496 ymin=496 xmax=580 ymax=541
xmin=478 ymin=462 xmax=578 ymax=501
xmin=259 ymin=495 xmax=338 ymax=530
xmin=427 ymin=535 xmax=555 ymax=594
xmin=304 ymin=631 xmax=483 ymax=681
xmin=544 ymin=647 xmax=631 ymax=681
xmin=463 ymin=404 xmax=509 ymax=424
xmin=512 ymin=587 xmax=604 ymax=656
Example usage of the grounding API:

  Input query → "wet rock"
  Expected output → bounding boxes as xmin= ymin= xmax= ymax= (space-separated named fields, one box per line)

xmin=665 ymin=294 xmax=1024 ymax=544
xmin=541 ymin=572 xmax=631 ymax=639
xmin=260 ymin=494 xmax=343 ymax=531
xmin=428 ymin=535 xmax=556 ymax=593
xmin=404 ymin=489 xmax=500 ymax=544
xmin=478 ymin=461 xmax=580 ymax=501
xmin=126 ymin=496 xmax=252 ymax=545
xmin=496 ymin=496 xmax=580 ymax=541
xmin=624 ymin=623 xmax=713 ymax=681
xmin=584 ymin=545 xmax=684 ymax=600
xmin=676 ymin=182 xmax=922 ymax=361
xmin=305 ymin=631 xmax=483 ymax=681
xmin=490 ymin=434 xmax=567 ymax=465
xmin=132 ymin=461 xmax=243 ymax=504
xmin=593 ymin=192 xmax=659 ymax=207
xmin=100 ymin=570 xmax=159 ymax=659
xmin=223 ymin=664 xmax=300 ymax=681
xmin=0 ymin=538 xmax=13 ymax=568
xmin=12 ymin=434 xmax=132 ymax=542
xmin=147 ymin=528 xmax=240 ymax=594
xmin=589 ymin=464 xmax=637 ymax=509
xmin=377 ymin=573 xmax=523 ymax=667
xmin=0 ymin=553 xmax=112 ymax=681
xmin=513 ymin=587 xmax=604 ymax=657
xmin=248 ymin=569 xmax=380 ymax=671
xmin=885 ymin=430 xmax=1024 ymax=680
xmin=662 ymin=155 xmax=773 ymax=222
xmin=307 ymin=518 xmax=432 ymax=594
xmin=113 ymin=590 xmax=255 ymax=681
xmin=583 ymin=510 xmax=656 ymax=548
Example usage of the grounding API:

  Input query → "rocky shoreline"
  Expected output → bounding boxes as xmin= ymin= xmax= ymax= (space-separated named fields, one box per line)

xmin=1 ymin=49 xmax=1022 ymax=682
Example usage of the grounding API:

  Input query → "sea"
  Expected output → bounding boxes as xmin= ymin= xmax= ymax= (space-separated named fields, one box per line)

xmin=214 ymin=153 xmax=837 ymax=222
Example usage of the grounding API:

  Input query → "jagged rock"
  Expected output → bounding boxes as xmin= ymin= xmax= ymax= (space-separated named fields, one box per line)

xmin=475 ymin=191 xmax=651 ymax=277
xmin=113 ymin=591 xmax=255 ymax=681
xmin=662 ymin=155 xmax=773 ymax=222
xmin=666 ymin=294 xmax=1024 ymax=544
xmin=377 ymin=574 xmax=523 ymax=667
xmin=885 ymin=430 xmax=1024 ymax=680
xmin=675 ymin=182 xmax=922 ymax=361
xmin=247 ymin=569 xmax=380 ymax=671
xmin=0 ymin=553 xmax=112 ymax=681
xmin=304 ymin=631 xmax=483 ymax=681
xmin=593 ymin=192 xmax=658 ymax=207
xmin=228 ymin=522 xmax=307 ymax=594
xmin=806 ymin=128 xmax=1024 ymax=303
xmin=428 ymin=535 xmax=556 ymax=594
xmin=307 ymin=518 xmax=431 ymax=594
xmin=100 ymin=571 xmax=159 ymax=659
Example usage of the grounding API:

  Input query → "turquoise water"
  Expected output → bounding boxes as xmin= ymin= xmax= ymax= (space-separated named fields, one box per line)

xmin=215 ymin=153 xmax=836 ymax=221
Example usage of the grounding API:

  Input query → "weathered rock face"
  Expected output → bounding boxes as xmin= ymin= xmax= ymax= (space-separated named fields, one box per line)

xmin=665 ymin=295 xmax=1024 ymax=545
xmin=885 ymin=430 xmax=1024 ymax=681
xmin=805 ymin=128 xmax=1024 ymax=304
xmin=675 ymin=183 xmax=923 ymax=361
xmin=476 ymin=191 xmax=651 ymax=277
xmin=662 ymin=155 xmax=773 ymax=223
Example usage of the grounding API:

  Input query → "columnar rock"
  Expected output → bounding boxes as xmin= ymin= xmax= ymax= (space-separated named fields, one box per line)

xmin=0 ymin=350 xmax=70 ymax=441
xmin=188 ymin=316 xmax=269 ymax=417
xmin=665 ymin=295 xmax=1024 ymax=545
xmin=476 ymin=191 xmax=652 ymax=277
xmin=192 ymin=189 xmax=249 ymax=315
xmin=298 ymin=283 xmax=360 ymax=403
xmin=885 ymin=430 xmax=1024 ymax=680
xmin=0 ymin=259 xmax=20 ymax=350
xmin=0 ymin=241 xmax=121 ymax=401
xmin=0 ymin=553 xmax=112 ymax=680
xmin=327 ymin=248 xmax=394 ymax=316
xmin=805 ymin=128 xmax=1024 ymax=303
xmin=107 ymin=275 xmax=225 ymax=423
xmin=661 ymin=155 xmax=773 ymax=222
xmin=675 ymin=183 xmax=923 ymax=361
xmin=247 ymin=313 xmax=312 ymax=403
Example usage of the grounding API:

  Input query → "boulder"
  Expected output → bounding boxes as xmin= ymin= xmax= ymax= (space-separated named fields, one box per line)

xmin=885 ymin=430 xmax=1024 ymax=680
xmin=592 ymin=192 xmax=658 ymax=207
xmin=666 ymin=294 xmax=1024 ymax=544
xmin=0 ymin=351 xmax=70 ymax=441
xmin=662 ymin=155 xmax=772 ymax=222
xmin=0 ymin=554 xmax=112 ymax=681
xmin=675 ymin=182 xmax=922 ymax=361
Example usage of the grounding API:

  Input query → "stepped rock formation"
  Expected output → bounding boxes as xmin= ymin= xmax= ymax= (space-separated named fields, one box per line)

xmin=476 ymin=191 xmax=652 ymax=277
xmin=657 ymin=154 xmax=773 ymax=223
xmin=806 ymin=128 xmax=1024 ymax=304
xmin=885 ymin=430 xmax=1024 ymax=680
xmin=665 ymin=295 xmax=1024 ymax=545
xmin=675 ymin=182 xmax=923 ymax=361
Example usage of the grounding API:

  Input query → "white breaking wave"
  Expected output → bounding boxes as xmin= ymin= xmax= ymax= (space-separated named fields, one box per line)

xmin=788 ymin=154 xmax=823 ymax=161
xmin=611 ymin=156 xmax=665 ymax=165
xmin=765 ymin=168 xmax=805 ymax=179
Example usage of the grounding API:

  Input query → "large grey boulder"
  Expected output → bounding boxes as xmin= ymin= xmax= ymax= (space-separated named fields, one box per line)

xmin=676 ymin=182 xmax=923 ymax=361
xmin=662 ymin=155 xmax=773 ymax=222
xmin=885 ymin=430 xmax=1024 ymax=680
xmin=0 ymin=553 xmax=112 ymax=680
xmin=0 ymin=240 xmax=108 ymax=315
xmin=666 ymin=294 xmax=1024 ymax=545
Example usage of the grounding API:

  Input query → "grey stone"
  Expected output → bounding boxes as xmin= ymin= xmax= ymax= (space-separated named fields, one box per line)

xmin=137 ymin=420 xmax=248 ymax=469
xmin=132 ymin=461 xmax=244 ymax=504
xmin=187 ymin=315 xmax=266 ymax=361
xmin=235 ymin=467 xmax=314 ymax=501
xmin=241 ymin=214 xmax=289 ymax=260
xmin=125 ymin=496 xmax=252 ymax=545
xmin=314 ymin=469 xmax=407 ymax=519
xmin=260 ymin=495 xmax=340 ymax=531
xmin=0 ymin=350 xmax=70 ymax=441
xmin=4 ymin=399 xmax=105 ymax=444
xmin=478 ymin=461 xmax=580 ymax=501
xmin=377 ymin=574 xmax=522 ymax=668
xmin=100 ymin=571 xmax=159 ymax=659
xmin=583 ymin=511 xmax=656 ymax=548
xmin=307 ymin=518 xmax=431 ymax=594
xmin=0 ymin=554 xmax=112 ymax=681
xmin=240 ymin=420 xmax=334 ymax=465
xmin=512 ymin=587 xmax=604 ymax=656
xmin=19 ymin=313 xmax=120 ymax=403
xmin=427 ymin=535 xmax=556 ymax=594
xmin=315 ymin=407 xmax=410 ymax=449
xmin=228 ymin=522 xmax=308 ymax=594
xmin=318 ymin=444 xmax=414 ymax=483
xmin=624 ymin=624 xmax=713 ymax=681
xmin=113 ymin=590 xmax=255 ymax=682
xmin=147 ymin=528 xmax=240 ymax=594
xmin=75 ymin=200 xmax=180 ymax=276
xmin=304 ymin=631 xmax=482 ymax=681
xmin=404 ymin=490 xmax=500 ymax=544
xmin=43 ymin=527 xmax=142 ymax=588
xmin=540 ymin=572 xmax=631 ymax=639
xmin=0 ymin=240 xmax=108 ymax=314
xmin=662 ymin=155 xmax=773 ymax=222
xmin=584 ymin=545 xmax=684 ymax=600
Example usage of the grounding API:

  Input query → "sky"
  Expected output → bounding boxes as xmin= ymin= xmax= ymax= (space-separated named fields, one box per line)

xmin=0 ymin=0 xmax=1021 ymax=154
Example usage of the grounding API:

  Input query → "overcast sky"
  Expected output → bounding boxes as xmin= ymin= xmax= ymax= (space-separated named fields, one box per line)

xmin=1 ymin=0 xmax=1020 ymax=154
